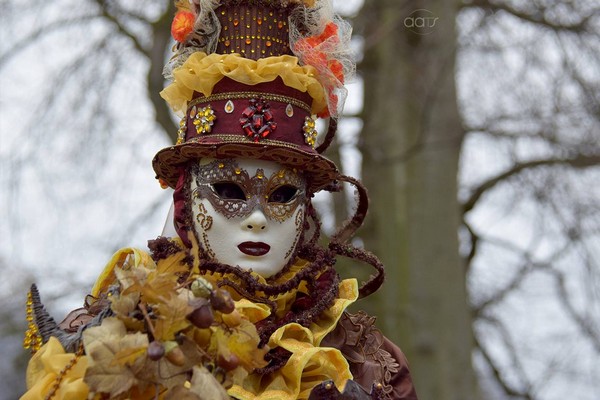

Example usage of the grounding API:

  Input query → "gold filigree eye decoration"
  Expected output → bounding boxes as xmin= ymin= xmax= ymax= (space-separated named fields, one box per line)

xmin=193 ymin=105 xmax=217 ymax=135
xmin=303 ymin=116 xmax=318 ymax=148
xmin=176 ymin=116 xmax=186 ymax=145
xmin=196 ymin=203 xmax=213 ymax=231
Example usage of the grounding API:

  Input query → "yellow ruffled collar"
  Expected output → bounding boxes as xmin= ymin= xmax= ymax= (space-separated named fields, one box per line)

xmin=25 ymin=242 xmax=358 ymax=400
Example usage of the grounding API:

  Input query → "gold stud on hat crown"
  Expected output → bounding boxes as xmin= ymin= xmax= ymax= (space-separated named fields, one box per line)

xmin=215 ymin=1 xmax=292 ymax=59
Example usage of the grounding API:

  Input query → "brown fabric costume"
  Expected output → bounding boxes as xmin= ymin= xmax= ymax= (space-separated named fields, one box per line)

xmin=322 ymin=312 xmax=418 ymax=400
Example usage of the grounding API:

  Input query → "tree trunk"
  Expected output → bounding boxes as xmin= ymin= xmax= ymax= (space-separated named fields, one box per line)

xmin=357 ymin=1 xmax=478 ymax=399
xmin=149 ymin=0 xmax=178 ymax=143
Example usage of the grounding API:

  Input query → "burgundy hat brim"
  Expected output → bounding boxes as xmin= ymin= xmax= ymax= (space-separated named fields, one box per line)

xmin=152 ymin=136 xmax=339 ymax=192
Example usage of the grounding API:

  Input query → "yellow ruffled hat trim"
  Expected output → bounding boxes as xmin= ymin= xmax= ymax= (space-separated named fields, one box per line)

xmin=160 ymin=52 xmax=328 ymax=115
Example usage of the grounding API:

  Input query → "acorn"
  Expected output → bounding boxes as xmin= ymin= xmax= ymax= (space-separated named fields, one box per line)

xmin=187 ymin=303 xmax=214 ymax=329
xmin=210 ymin=289 xmax=235 ymax=314
xmin=147 ymin=341 xmax=165 ymax=361
xmin=165 ymin=345 xmax=186 ymax=366
xmin=217 ymin=353 xmax=240 ymax=371
xmin=190 ymin=277 xmax=213 ymax=298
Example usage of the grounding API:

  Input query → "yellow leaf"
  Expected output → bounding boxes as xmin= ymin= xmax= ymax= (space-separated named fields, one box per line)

xmin=111 ymin=346 xmax=148 ymax=368
xmin=209 ymin=321 xmax=268 ymax=372
xmin=156 ymin=250 xmax=189 ymax=275
xmin=226 ymin=320 xmax=269 ymax=370
xmin=154 ymin=292 xmax=193 ymax=341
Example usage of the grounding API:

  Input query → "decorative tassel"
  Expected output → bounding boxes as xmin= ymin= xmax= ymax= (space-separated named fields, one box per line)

xmin=23 ymin=286 xmax=43 ymax=353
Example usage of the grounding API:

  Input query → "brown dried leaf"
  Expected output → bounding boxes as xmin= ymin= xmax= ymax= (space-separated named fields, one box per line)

xmin=114 ymin=264 xmax=151 ymax=291
xmin=154 ymin=291 xmax=193 ymax=341
xmin=110 ymin=291 xmax=139 ymax=316
xmin=135 ymin=336 xmax=207 ymax=391
xmin=82 ymin=317 xmax=149 ymax=397
xmin=164 ymin=385 xmax=202 ymax=400
xmin=110 ymin=291 xmax=145 ymax=331
xmin=111 ymin=346 xmax=148 ymax=368
xmin=188 ymin=366 xmax=230 ymax=400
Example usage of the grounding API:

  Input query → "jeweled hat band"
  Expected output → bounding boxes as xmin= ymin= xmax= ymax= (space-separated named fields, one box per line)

xmin=215 ymin=2 xmax=292 ymax=59
xmin=178 ymin=77 xmax=319 ymax=150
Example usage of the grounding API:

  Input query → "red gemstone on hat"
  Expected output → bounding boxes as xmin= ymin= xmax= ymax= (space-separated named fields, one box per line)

xmin=238 ymin=98 xmax=277 ymax=142
xmin=253 ymin=114 xmax=263 ymax=129
xmin=259 ymin=125 xmax=271 ymax=137
xmin=242 ymin=107 xmax=255 ymax=118
xmin=242 ymin=123 xmax=253 ymax=137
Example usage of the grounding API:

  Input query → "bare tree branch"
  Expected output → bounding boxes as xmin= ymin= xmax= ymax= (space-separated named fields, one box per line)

xmin=462 ymin=154 xmax=600 ymax=214
xmin=475 ymin=317 xmax=535 ymax=399
xmin=549 ymin=267 xmax=600 ymax=353
xmin=0 ymin=16 xmax=100 ymax=68
xmin=95 ymin=0 xmax=148 ymax=56
xmin=147 ymin=0 xmax=178 ymax=143
xmin=463 ymin=0 xmax=598 ymax=32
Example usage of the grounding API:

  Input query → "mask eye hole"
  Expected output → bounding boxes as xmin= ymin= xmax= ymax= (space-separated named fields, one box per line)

xmin=212 ymin=182 xmax=246 ymax=200
xmin=268 ymin=185 xmax=298 ymax=203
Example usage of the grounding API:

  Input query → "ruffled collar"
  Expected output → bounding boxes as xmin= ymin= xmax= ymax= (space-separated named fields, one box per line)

xmin=71 ymin=240 xmax=357 ymax=399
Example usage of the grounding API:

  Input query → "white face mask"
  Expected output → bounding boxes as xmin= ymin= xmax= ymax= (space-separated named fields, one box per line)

xmin=189 ymin=158 xmax=306 ymax=277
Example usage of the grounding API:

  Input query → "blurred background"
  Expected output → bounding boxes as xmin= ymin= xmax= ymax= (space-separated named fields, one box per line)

xmin=0 ymin=0 xmax=598 ymax=399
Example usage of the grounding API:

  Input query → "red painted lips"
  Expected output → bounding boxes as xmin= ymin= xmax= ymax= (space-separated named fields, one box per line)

xmin=237 ymin=242 xmax=271 ymax=256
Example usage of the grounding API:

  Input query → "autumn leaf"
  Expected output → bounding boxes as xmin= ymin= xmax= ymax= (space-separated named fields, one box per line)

xmin=114 ymin=263 xmax=152 ymax=292
xmin=154 ymin=291 xmax=193 ymax=341
xmin=156 ymin=250 xmax=189 ymax=275
xmin=188 ymin=366 xmax=230 ymax=400
xmin=210 ymin=320 xmax=267 ymax=372
xmin=82 ymin=317 xmax=149 ymax=397
xmin=122 ymin=273 xmax=173 ymax=304
xmin=164 ymin=385 xmax=202 ymax=400
xmin=110 ymin=291 xmax=145 ymax=331
xmin=228 ymin=320 xmax=268 ymax=370
xmin=135 ymin=336 xmax=207 ymax=391
xmin=111 ymin=346 xmax=148 ymax=368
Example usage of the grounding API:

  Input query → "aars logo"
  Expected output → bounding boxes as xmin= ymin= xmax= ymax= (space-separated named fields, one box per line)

xmin=404 ymin=9 xmax=439 ymax=35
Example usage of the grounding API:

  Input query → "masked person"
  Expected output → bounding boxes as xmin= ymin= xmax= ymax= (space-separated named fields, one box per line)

xmin=22 ymin=1 xmax=418 ymax=399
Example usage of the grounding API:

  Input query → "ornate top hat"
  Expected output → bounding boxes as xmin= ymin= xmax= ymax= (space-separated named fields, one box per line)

xmin=152 ymin=0 xmax=354 ymax=192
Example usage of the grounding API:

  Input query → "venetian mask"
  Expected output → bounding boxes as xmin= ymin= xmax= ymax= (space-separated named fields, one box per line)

xmin=189 ymin=158 xmax=307 ymax=277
